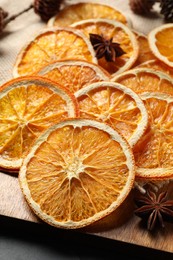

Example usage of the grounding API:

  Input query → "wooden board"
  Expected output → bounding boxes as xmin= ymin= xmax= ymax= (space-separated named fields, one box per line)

xmin=1 ymin=172 xmax=173 ymax=253
xmin=0 ymin=0 xmax=172 ymax=255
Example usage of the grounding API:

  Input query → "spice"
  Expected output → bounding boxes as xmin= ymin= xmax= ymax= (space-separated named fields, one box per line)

xmin=134 ymin=189 xmax=173 ymax=231
xmin=89 ymin=33 xmax=126 ymax=62
xmin=129 ymin=0 xmax=173 ymax=22
xmin=0 ymin=5 xmax=33 ymax=35
xmin=34 ymin=0 xmax=64 ymax=22
xmin=0 ymin=0 xmax=65 ymax=35
xmin=129 ymin=0 xmax=157 ymax=15
xmin=160 ymin=0 xmax=173 ymax=22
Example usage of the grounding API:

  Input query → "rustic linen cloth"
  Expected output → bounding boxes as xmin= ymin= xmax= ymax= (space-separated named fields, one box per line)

xmin=0 ymin=0 xmax=164 ymax=86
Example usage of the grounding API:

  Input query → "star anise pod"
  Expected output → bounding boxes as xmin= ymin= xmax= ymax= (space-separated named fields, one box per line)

xmin=134 ymin=189 xmax=173 ymax=231
xmin=89 ymin=33 xmax=126 ymax=62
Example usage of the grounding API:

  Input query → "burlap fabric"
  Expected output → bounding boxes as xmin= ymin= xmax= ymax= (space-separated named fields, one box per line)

xmin=0 ymin=0 xmax=164 ymax=86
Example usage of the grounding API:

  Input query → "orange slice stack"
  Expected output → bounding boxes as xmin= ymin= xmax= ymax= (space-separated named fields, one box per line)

xmin=3 ymin=2 xmax=140 ymax=230
xmin=13 ymin=3 xmax=138 ymax=79
xmin=112 ymin=68 xmax=173 ymax=183
xmin=3 ymin=1 xmax=173 ymax=229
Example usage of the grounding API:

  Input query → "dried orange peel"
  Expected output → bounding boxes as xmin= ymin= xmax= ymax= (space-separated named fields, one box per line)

xmin=13 ymin=27 xmax=97 ymax=77
xmin=132 ymin=30 xmax=155 ymax=67
xmin=148 ymin=23 xmax=173 ymax=68
xmin=37 ymin=60 xmax=110 ymax=93
xmin=47 ymin=2 xmax=130 ymax=27
xmin=75 ymin=81 xmax=148 ymax=147
xmin=0 ymin=76 xmax=78 ymax=172
xmin=112 ymin=68 xmax=173 ymax=95
xmin=19 ymin=118 xmax=135 ymax=229
xmin=134 ymin=92 xmax=173 ymax=181
xmin=138 ymin=59 xmax=173 ymax=80
xmin=71 ymin=18 xmax=139 ymax=77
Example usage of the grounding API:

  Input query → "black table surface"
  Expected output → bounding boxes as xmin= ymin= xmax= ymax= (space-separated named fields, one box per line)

xmin=0 ymin=215 xmax=173 ymax=260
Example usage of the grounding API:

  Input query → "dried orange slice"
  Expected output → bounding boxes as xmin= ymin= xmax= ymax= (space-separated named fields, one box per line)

xmin=13 ymin=27 xmax=97 ymax=77
xmin=132 ymin=31 xmax=155 ymax=67
xmin=71 ymin=18 xmax=139 ymax=77
xmin=138 ymin=59 xmax=173 ymax=79
xmin=19 ymin=118 xmax=135 ymax=229
xmin=148 ymin=24 xmax=173 ymax=68
xmin=134 ymin=92 xmax=173 ymax=181
xmin=37 ymin=60 xmax=110 ymax=93
xmin=112 ymin=68 xmax=173 ymax=95
xmin=75 ymin=82 xmax=148 ymax=147
xmin=0 ymin=76 xmax=78 ymax=172
xmin=48 ymin=2 xmax=129 ymax=27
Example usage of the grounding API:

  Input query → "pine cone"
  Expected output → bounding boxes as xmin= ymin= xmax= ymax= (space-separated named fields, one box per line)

xmin=129 ymin=0 xmax=156 ymax=15
xmin=34 ymin=0 xmax=64 ymax=22
xmin=0 ymin=7 xmax=8 ymax=34
xmin=160 ymin=0 xmax=173 ymax=22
